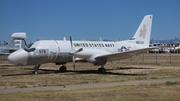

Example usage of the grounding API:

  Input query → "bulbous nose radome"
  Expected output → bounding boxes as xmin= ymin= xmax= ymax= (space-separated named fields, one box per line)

xmin=8 ymin=49 xmax=28 ymax=65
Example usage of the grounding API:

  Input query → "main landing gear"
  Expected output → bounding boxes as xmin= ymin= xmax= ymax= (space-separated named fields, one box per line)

xmin=98 ymin=65 xmax=106 ymax=74
xmin=59 ymin=65 xmax=67 ymax=72
xmin=32 ymin=64 xmax=67 ymax=74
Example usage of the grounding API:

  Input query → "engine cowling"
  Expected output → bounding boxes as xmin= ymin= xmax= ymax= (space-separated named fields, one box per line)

xmin=75 ymin=48 xmax=111 ymax=63
xmin=86 ymin=55 xmax=96 ymax=63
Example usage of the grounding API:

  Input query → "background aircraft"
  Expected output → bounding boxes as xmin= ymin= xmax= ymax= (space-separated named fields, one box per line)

xmin=0 ymin=32 xmax=28 ymax=55
xmin=8 ymin=15 xmax=154 ymax=74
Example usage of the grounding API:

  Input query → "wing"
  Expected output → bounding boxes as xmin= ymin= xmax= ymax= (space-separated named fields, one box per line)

xmin=96 ymin=47 xmax=157 ymax=61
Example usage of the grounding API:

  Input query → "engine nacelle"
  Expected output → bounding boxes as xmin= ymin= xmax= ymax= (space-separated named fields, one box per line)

xmin=86 ymin=55 xmax=96 ymax=63
xmin=75 ymin=48 xmax=111 ymax=64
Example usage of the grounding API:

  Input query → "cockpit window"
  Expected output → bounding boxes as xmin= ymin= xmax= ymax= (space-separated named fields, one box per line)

xmin=24 ymin=48 xmax=36 ymax=52
xmin=30 ymin=41 xmax=40 ymax=48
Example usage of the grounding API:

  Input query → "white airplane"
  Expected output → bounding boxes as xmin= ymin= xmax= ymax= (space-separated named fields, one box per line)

xmin=8 ymin=15 xmax=154 ymax=74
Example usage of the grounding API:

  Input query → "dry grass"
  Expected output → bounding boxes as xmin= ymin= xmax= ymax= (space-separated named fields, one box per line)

xmin=0 ymin=83 xmax=180 ymax=101
xmin=0 ymin=53 xmax=180 ymax=100
xmin=0 ymin=62 xmax=180 ymax=88
xmin=118 ymin=53 xmax=180 ymax=66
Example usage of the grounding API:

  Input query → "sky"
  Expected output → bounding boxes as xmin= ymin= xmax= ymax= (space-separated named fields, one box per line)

xmin=0 ymin=0 xmax=180 ymax=42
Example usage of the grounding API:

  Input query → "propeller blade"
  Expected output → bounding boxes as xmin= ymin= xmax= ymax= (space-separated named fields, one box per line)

xmin=23 ymin=39 xmax=28 ymax=48
xmin=72 ymin=55 xmax=76 ymax=70
xmin=70 ymin=36 xmax=73 ymax=51
xmin=69 ymin=36 xmax=83 ymax=70
xmin=75 ymin=48 xmax=83 ymax=53
xmin=70 ymin=36 xmax=76 ymax=70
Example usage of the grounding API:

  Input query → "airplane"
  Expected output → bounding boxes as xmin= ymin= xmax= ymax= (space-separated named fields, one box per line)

xmin=8 ymin=15 xmax=154 ymax=74
xmin=0 ymin=32 xmax=27 ymax=55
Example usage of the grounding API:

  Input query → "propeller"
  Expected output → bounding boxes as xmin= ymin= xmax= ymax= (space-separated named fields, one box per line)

xmin=23 ymin=39 xmax=28 ymax=48
xmin=69 ymin=36 xmax=83 ymax=70
xmin=23 ymin=39 xmax=34 ymax=52
xmin=23 ymin=39 xmax=32 ymax=49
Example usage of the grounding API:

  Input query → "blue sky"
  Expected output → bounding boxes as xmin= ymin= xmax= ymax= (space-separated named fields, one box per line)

xmin=0 ymin=0 xmax=180 ymax=42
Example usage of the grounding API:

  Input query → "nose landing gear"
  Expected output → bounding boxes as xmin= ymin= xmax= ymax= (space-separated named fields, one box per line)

xmin=33 ymin=64 xmax=41 ymax=74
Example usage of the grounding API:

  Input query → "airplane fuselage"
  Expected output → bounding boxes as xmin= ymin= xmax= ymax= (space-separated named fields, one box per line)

xmin=15 ymin=39 xmax=146 ymax=66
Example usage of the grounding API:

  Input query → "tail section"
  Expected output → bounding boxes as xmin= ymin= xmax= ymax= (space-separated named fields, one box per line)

xmin=132 ymin=15 xmax=153 ymax=47
xmin=11 ymin=32 xmax=27 ymax=50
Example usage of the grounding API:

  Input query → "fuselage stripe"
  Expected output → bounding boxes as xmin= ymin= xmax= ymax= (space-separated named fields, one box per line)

xmin=54 ymin=40 xmax=60 ymax=62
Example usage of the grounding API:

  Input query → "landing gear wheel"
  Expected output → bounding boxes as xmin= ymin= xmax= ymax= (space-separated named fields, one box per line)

xmin=32 ymin=71 xmax=38 ymax=75
xmin=98 ymin=68 xmax=102 ymax=73
xmin=59 ymin=66 xmax=67 ymax=72
xmin=98 ymin=68 xmax=106 ymax=74
xmin=101 ymin=68 xmax=106 ymax=74
xmin=33 ymin=64 xmax=41 ymax=75
xmin=34 ymin=71 xmax=38 ymax=75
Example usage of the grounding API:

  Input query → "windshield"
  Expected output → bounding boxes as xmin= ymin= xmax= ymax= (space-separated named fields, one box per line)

xmin=24 ymin=48 xmax=36 ymax=52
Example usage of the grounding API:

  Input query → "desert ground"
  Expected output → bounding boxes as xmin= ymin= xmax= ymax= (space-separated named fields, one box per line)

xmin=0 ymin=53 xmax=180 ymax=101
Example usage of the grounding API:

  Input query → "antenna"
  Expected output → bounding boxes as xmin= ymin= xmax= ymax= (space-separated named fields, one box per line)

xmin=99 ymin=37 xmax=103 ymax=41
xmin=63 ymin=37 xmax=66 ymax=41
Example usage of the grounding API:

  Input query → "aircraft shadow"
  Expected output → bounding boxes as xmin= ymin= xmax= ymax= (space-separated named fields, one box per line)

xmin=2 ymin=66 xmax=152 ymax=76
xmin=111 ymin=66 xmax=155 ymax=70
xmin=67 ymin=70 xmax=146 ymax=76
xmin=1 ymin=69 xmax=59 ymax=76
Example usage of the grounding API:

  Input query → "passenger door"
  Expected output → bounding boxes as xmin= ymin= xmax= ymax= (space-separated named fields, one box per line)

xmin=49 ymin=43 xmax=58 ymax=60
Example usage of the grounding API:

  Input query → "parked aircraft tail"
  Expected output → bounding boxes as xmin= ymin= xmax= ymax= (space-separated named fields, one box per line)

xmin=132 ymin=15 xmax=153 ymax=47
xmin=11 ymin=32 xmax=27 ymax=49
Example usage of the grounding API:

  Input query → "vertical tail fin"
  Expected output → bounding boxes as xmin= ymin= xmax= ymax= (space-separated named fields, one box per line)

xmin=132 ymin=15 xmax=153 ymax=47
xmin=11 ymin=32 xmax=27 ymax=50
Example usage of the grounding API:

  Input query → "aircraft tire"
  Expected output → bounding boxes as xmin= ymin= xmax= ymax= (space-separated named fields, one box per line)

xmin=98 ymin=68 xmax=106 ymax=74
xmin=59 ymin=66 xmax=67 ymax=72
xmin=101 ymin=68 xmax=106 ymax=74
xmin=98 ymin=68 xmax=102 ymax=73
xmin=32 ymin=71 xmax=38 ymax=75
xmin=34 ymin=71 xmax=38 ymax=75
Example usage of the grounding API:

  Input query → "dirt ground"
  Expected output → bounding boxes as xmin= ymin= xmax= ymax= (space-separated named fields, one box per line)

xmin=0 ymin=58 xmax=180 ymax=94
xmin=1 ymin=77 xmax=180 ymax=94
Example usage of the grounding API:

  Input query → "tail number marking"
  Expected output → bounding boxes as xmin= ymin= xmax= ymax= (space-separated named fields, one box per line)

xmin=136 ymin=41 xmax=144 ymax=44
